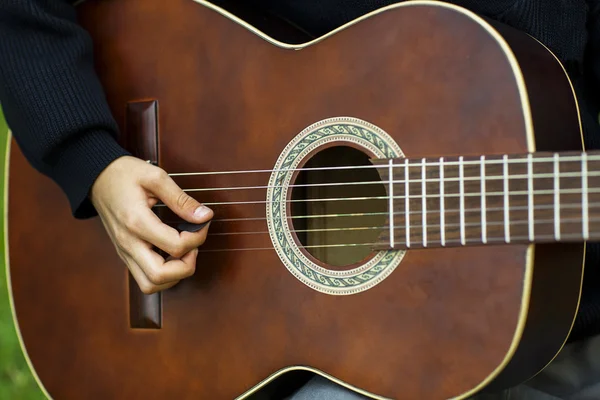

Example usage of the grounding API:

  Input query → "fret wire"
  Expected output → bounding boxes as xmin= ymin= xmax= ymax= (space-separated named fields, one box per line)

xmin=422 ymin=158 xmax=427 ymax=247
xmin=582 ymin=152 xmax=589 ymax=240
xmin=527 ymin=153 xmax=534 ymax=242
xmin=388 ymin=159 xmax=394 ymax=248
xmin=459 ymin=156 xmax=465 ymax=245
xmin=554 ymin=153 xmax=561 ymax=240
xmin=480 ymin=156 xmax=487 ymax=244
xmin=503 ymin=155 xmax=510 ymax=243
xmin=405 ymin=158 xmax=410 ymax=248
xmin=440 ymin=157 xmax=445 ymax=246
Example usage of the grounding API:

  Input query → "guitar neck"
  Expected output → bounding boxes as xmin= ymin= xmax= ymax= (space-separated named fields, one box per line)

xmin=372 ymin=150 xmax=600 ymax=250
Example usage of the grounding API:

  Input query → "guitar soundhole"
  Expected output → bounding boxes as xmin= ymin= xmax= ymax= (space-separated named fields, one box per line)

xmin=290 ymin=146 xmax=387 ymax=269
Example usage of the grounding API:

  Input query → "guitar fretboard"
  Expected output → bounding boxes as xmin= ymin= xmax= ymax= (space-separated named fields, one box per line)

xmin=372 ymin=151 xmax=600 ymax=250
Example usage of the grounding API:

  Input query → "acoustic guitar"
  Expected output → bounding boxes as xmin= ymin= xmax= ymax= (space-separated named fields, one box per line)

xmin=5 ymin=0 xmax=592 ymax=399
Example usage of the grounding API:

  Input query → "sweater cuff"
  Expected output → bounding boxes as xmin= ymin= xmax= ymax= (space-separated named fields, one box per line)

xmin=49 ymin=129 xmax=130 ymax=219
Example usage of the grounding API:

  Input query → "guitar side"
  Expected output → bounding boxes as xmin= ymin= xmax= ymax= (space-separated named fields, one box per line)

xmin=472 ymin=18 xmax=586 ymax=392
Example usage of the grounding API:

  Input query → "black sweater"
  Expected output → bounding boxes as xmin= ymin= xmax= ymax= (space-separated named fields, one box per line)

xmin=1 ymin=0 xmax=600 ymax=341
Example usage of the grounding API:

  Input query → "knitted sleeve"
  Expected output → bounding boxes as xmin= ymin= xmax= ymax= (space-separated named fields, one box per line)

xmin=0 ymin=0 xmax=130 ymax=219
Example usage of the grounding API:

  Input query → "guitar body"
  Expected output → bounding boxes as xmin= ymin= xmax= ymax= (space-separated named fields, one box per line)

xmin=5 ymin=1 xmax=586 ymax=399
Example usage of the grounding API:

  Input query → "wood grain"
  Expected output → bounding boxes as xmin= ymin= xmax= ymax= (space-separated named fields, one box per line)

xmin=6 ymin=1 xmax=584 ymax=399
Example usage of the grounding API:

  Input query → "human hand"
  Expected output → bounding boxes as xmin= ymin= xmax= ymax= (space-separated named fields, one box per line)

xmin=90 ymin=156 xmax=213 ymax=294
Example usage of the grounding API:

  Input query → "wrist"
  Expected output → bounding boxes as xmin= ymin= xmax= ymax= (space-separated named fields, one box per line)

xmin=48 ymin=130 xmax=130 ymax=219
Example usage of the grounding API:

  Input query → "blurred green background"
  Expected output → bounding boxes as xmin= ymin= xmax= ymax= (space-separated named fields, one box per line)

xmin=0 ymin=109 xmax=45 ymax=399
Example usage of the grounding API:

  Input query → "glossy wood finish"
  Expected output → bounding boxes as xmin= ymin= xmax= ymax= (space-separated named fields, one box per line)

xmin=6 ymin=1 xmax=584 ymax=399
xmin=125 ymin=99 xmax=162 ymax=329
xmin=124 ymin=99 xmax=159 ymax=165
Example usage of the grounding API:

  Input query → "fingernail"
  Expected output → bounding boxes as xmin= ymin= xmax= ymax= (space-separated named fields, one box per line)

xmin=194 ymin=205 xmax=211 ymax=219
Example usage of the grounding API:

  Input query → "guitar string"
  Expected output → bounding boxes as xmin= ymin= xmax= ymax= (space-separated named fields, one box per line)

xmin=163 ymin=155 xmax=599 ymax=250
xmin=176 ymin=170 xmax=600 ymax=194
xmin=167 ymin=153 xmax=600 ymax=177
xmin=170 ymin=199 xmax=600 ymax=224
xmin=153 ymin=186 xmax=600 ymax=209
xmin=198 ymin=232 xmax=592 ymax=253
xmin=197 ymin=215 xmax=600 ymax=253
xmin=204 ymin=201 xmax=599 ymax=237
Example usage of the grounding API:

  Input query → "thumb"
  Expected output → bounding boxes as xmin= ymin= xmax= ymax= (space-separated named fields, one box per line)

xmin=145 ymin=170 xmax=213 ymax=223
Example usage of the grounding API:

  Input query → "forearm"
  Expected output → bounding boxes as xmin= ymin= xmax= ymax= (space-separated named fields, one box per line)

xmin=0 ymin=0 xmax=129 ymax=218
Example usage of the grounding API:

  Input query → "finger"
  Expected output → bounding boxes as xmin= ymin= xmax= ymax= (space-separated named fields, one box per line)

xmin=142 ymin=169 xmax=213 ymax=223
xmin=123 ymin=252 xmax=179 ymax=295
xmin=127 ymin=208 xmax=210 ymax=258
xmin=132 ymin=242 xmax=198 ymax=286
